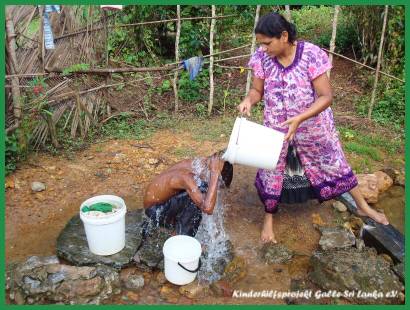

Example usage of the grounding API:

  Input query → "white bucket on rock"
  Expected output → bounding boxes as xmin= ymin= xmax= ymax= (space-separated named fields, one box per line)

xmin=222 ymin=117 xmax=285 ymax=170
xmin=163 ymin=235 xmax=202 ymax=285
xmin=79 ymin=195 xmax=127 ymax=256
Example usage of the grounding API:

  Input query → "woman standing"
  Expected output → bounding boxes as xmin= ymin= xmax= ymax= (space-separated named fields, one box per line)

xmin=238 ymin=12 xmax=388 ymax=243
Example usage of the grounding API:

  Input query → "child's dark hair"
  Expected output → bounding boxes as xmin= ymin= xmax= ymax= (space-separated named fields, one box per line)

xmin=212 ymin=150 xmax=233 ymax=188
xmin=255 ymin=12 xmax=297 ymax=43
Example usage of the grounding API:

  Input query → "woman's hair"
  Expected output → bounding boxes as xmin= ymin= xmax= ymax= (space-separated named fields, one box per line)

xmin=212 ymin=150 xmax=234 ymax=188
xmin=255 ymin=12 xmax=297 ymax=43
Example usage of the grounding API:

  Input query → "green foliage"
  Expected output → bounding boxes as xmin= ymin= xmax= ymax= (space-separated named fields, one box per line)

xmin=5 ymin=131 xmax=27 ymax=175
xmin=62 ymin=63 xmax=90 ymax=75
xmin=178 ymin=69 xmax=209 ymax=103
xmin=356 ymin=79 xmax=405 ymax=132
xmin=290 ymin=5 xmax=357 ymax=52
xmin=344 ymin=141 xmax=382 ymax=161
xmin=100 ymin=113 xmax=152 ymax=140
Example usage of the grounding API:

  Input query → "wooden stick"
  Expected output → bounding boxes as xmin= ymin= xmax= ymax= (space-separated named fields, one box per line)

xmin=321 ymin=47 xmax=404 ymax=83
xmin=208 ymin=5 xmax=217 ymax=115
xmin=328 ymin=5 xmax=340 ymax=78
xmin=173 ymin=5 xmax=181 ymax=113
xmin=285 ymin=5 xmax=292 ymax=22
xmin=54 ymin=14 xmax=237 ymax=41
xmin=246 ymin=5 xmax=261 ymax=95
xmin=368 ymin=5 xmax=389 ymax=119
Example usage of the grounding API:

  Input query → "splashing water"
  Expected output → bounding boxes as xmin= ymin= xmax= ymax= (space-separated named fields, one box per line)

xmin=196 ymin=188 xmax=230 ymax=283
xmin=191 ymin=157 xmax=231 ymax=283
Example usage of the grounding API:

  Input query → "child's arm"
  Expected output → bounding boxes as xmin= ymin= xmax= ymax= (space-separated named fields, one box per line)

xmin=201 ymin=156 xmax=224 ymax=214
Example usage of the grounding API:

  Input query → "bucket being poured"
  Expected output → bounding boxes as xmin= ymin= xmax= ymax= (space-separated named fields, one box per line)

xmin=222 ymin=117 xmax=285 ymax=170
xmin=163 ymin=235 xmax=202 ymax=285
xmin=79 ymin=195 xmax=127 ymax=256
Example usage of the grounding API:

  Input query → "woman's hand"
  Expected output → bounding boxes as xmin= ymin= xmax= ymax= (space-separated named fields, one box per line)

xmin=280 ymin=115 xmax=303 ymax=141
xmin=237 ymin=97 xmax=253 ymax=116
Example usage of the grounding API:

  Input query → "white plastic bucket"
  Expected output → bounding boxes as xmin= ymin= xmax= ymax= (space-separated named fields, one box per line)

xmin=163 ymin=235 xmax=202 ymax=285
xmin=79 ymin=195 xmax=127 ymax=256
xmin=222 ymin=117 xmax=285 ymax=170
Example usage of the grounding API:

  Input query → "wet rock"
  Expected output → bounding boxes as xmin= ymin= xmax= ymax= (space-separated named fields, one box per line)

xmin=125 ymin=274 xmax=144 ymax=291
xmin=160 ymin=284 xmax=180 ymax=303
xmin=210 ymin=279 xmax=233 ymax=297
xmin=318 ymin=226 xmax=356 ymax=250
xmin=221 ymin=256 xmax=247 ymax=284
xmin=310 ymin=247 xmax=402 ymax=304
xmin=356 ymin=174 xmax=379 ymax=203
xmin=8 ymin=256 xmax=120 ymax=305
xmin=355 ymin=238 xmax=365 ymax=252
xmin=374 ymin=171 xmax=393 ymax=193
xmin=156 ymin=272 xmax=167 ymax=285
xmin=198 ymin=239 xmax=234 ymax=282
xmin=392 ymin=262 xmax=404 ymax=283
xmin=179 ymin=280 xmax=209 ymax=299
xmin=31 ymin=181 xmax=46 ymax=192
xmin=332 ymin=201 xmax=347 ymax=212
xmin=382 ymin=167 xmax=405 ymax=187
xmin=287 ymin=255 xmax=312 ymax=280
xmin=57 ymin=210 xmax=144 ymax=269
xmin=120 ymin=267 xmax=145 ymax=290
xmin=125 ymin=291 xmax=140 ymax=303
xmin=261 ymin=243 xmax=294 ymax=264
xmin=379 ymin=253 xmax=393 ymax=266
xmin=311 ymin=213 xmax=325 ymax=227
xmin=133 ymin=228 xmax=171 ymax=270
xmin=344 ymin=216 xmax=364 ymax=237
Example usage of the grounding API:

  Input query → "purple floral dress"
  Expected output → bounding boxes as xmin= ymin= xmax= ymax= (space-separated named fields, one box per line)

xmin=249 ymin=41 xmax=358 ymax=214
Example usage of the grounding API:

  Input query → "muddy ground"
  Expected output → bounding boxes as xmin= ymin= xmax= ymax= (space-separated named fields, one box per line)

xmin=5 ymin=56 xmax=405 ymax=304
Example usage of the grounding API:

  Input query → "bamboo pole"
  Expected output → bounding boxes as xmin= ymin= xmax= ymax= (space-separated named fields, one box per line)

xmin=327 ymin=5 xmax=340 ymax=78
xmin=103 ymin=9 xmax=111 ymax=116
xmin=173 ymin=5 xmax=181 ymax=113
xmin=285 ymin=5 xmax=292 ymax=22
xmin=6 ymin=12 xmax=22 ymax=127
xmin=368 ymin=5 xmax=389 ymax=119
xmin=245 ymin=5 xmax=261 ymax=96
xmin=208 ymin=5 xmax=216 ymax=115
xmin=38 ymin=5 xmax=45 ymax=72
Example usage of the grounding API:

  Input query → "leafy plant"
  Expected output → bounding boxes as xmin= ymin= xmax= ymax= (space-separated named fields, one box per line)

xmin=62 ymin=63 xmax=91 ymax=75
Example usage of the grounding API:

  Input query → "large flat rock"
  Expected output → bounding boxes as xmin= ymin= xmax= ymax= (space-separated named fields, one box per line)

xmin=57 ymin=210 xmax=144 ymax=269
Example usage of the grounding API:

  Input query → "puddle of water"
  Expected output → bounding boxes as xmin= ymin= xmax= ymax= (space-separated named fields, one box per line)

xmin=372 ymin=186 xmax=405 ymax=234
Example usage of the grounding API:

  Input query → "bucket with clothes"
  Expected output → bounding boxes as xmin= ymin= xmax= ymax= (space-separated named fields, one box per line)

xmin=222 ymin=117 xmax=285 ymax=170
xmin=80 ymin=195 xmax=127 ymax=255
xmin=163 ymin=235 xmax=202 ymax=285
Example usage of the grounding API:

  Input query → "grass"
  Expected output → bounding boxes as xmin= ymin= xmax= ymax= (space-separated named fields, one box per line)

xmin=337 ymin=125 xmax=403 ymax=173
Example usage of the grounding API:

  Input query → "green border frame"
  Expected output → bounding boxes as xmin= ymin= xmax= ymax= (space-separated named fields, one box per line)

xmin=1 ymin=1 xmax=408 ymax=309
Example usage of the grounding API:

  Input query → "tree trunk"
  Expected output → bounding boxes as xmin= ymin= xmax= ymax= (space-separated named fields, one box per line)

xmin=173 ymin=5 xmax=181 ymax=113
xmin=368 ymin=5 xmax=389 ymax=119
xmin=208 ymin=5 xmax=216 ymax=115
xmin=245 ymin=5 xmax=261 ymax=96
xmin=327 ymin=5 xmax=340 ymax=78
xmin=285 ymin=5 xmax=292 ymax=22
xmin=103 ymin=9 xmax=111 ymax=116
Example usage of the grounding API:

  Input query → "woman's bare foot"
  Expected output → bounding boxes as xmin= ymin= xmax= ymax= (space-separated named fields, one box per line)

xmin=261 ymin=213 xmax=277 ymax=243
xmin=349 ymin=187 xmax=389 ymax=225
xmin=356 ymin=205 xmax=389 ymax=225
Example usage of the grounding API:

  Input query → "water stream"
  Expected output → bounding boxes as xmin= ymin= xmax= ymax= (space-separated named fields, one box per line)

xmin=191 ymin=157 xmax=231 ymax=283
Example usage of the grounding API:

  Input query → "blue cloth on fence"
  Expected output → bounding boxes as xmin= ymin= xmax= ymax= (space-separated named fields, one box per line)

xmin=43 ymin=5 xmax=61 ymax=50
xmin=182 ymin=56 xmax=204 ymax=80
